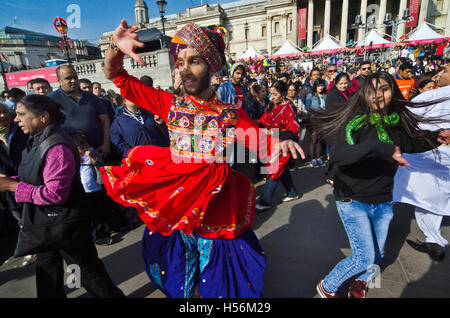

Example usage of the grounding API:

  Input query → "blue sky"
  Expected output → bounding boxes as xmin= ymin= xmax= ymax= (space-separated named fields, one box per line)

xmin=1 ymin=0 xmax=238 ymax=43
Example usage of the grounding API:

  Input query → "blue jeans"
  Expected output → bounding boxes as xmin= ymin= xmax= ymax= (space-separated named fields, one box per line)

xmin=259 ymin=168 xmax=298 ymax=206
xmin=322 ymin=200 xmax=394 ymax=292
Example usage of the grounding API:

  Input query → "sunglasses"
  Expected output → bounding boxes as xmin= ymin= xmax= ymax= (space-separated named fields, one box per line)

xmin=328 ymin=70 xmax=337 ymax=73
xmin=361 ymin=67 xmax=370 ymax=71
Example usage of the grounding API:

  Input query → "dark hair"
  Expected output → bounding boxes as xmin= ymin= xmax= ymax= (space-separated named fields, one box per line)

xmin=1 ymin=90 xmax=9 ymax=98
xmin=9 ymin=88 xmax=26 ymax=99
xmin=310 ymin=68 xmax=321 ymax=75
xmin=79 ymin=78 xmax=92 ymax=86
xmin=287 ymin=82 xmax=298 ymax=94
xmin=278 ymin=73 xmax=290 ymax=80
xmin=252 ymin=84 xmax=266 ymax=95
xmin=399 ymin=62 xmax=413 ymax=71
xmin=359 ymin=61 xmax=371 ymax=68
xmin=18 ymin=95 xmax=66 ymax=124
xmin=69 ymin=131 xmax=89 ymax=147
xmin=312 ymin=78 xmax=326 ymax=96
xmin=418 ymin=79 xmax=435 ymax=90
xmin=334 ymin=72 xmax=350 ymax=86
xmin=309 ymin=72 xmax=447 ymax=149
xmin=140 ymin=75 xmax=153 ymax=87
xmin=31 ymin=78 xmax=51 ymax=88
xmin=271 ymin=80 xmax=288 ymax=96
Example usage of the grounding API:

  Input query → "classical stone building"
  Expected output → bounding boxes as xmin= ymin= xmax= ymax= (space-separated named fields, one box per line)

xmin=0 ymin=26 xmax=101 ymax=69
xmin=99 ymin=0 xmax=450 ymax=59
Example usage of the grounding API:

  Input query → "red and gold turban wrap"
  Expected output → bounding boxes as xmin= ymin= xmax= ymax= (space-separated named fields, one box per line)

xmin=170 ymin=23 xmax=226 ymax=74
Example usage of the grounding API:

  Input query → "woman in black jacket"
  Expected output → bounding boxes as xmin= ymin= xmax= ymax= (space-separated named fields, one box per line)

xmin=310 ymin=72 xmax=450 ymax=298
xmin=325 ymin=72 xmax=352 ymax=111
xmin=0 ymin=95 xmax=125 ymax=298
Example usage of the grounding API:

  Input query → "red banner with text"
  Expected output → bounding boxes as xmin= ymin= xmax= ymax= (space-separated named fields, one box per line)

xmin=5 ymin=67 xmax=58 ymax=88
xmin=298 ymin=8 xmax=307 ymax=40
xmin=407 ymin=0 xmax=420 ymax=27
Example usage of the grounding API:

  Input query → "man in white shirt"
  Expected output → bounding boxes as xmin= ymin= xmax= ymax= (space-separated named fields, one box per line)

xmin=393 ymin=64 xmax=450 ymax=262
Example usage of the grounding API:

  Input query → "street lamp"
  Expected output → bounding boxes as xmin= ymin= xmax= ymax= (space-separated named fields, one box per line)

xmin=156 ymin=0 xmax=167 ymax=48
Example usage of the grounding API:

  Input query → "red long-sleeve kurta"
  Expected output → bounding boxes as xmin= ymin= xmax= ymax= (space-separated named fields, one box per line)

xmin=100 ymin=70 xmax=290 ymax=239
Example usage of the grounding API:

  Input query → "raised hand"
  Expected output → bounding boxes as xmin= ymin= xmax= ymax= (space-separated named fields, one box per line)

xmin=112 ymin=19 xmax=146 ymax=66
xmin=392 ymin=146 xmax=410 ymax=168
xmin=269 ymin=140 xmax=305 ymax=166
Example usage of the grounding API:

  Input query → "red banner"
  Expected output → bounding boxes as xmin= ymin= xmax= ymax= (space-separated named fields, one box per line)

xmin=5 ymin=67 xmax=58 ymax=88
xmin=298 ymin=8 xmax=307 ymax=40
xmin=407 ymin=0 xmax=420 ymax=27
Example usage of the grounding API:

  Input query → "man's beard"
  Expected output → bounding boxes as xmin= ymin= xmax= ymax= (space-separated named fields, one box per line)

xmin=183 ymin=73 xmax=211 ymax=96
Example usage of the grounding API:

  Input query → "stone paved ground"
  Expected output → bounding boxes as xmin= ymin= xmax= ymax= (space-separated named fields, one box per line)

xmin=0 ymin=163 xmax=449 ymax=298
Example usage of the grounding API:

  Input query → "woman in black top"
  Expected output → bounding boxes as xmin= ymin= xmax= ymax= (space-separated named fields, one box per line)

xmin=310 ymin=72 xmax=450 ymax=298
xmin=325 ymin=72 xmax=352 ymax=111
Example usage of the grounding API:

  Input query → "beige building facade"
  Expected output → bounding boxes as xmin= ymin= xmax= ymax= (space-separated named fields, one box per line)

xmin=99 ymin=0 xmax=449 ymax=58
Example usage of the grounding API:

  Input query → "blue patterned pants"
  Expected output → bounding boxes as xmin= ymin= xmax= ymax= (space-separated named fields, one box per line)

xmin=142 ymin=227 xmax=266 ymax=298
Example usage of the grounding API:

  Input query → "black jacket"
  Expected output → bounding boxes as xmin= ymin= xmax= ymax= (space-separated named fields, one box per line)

xmin=327 ymin=123 xmax=440 ymax=204
xmin=0 ymin=123 xmax=28 ymax=213
xmin=325 ymin=86 xmax=350 ymax=112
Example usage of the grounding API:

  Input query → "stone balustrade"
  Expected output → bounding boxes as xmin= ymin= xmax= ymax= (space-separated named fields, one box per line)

xmin=1 ymin=49 xmax=174 ymax=93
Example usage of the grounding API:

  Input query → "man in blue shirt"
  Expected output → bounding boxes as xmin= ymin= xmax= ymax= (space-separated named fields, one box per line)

xmin=48 ymin=65 xmax=111 ymax=159
xmin=110 ymin=98 xmax=170 ymax=158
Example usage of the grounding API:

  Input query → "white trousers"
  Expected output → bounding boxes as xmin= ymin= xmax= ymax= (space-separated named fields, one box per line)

xmin=415 ymin=206 xmax=448 ymax=247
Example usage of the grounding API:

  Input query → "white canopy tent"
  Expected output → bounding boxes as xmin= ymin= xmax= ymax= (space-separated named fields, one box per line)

xmin=310 ymin=35 xmax=344 ymax=54
xmin=406 ymin=23 xmax=448 ymax=44
xmin=356 ymin=29 xmax=392 ymax=49
xmin=239 ymin=45 xmax=264 ymax=59
xmin=270 ymin=40 xmax=303 ymax=57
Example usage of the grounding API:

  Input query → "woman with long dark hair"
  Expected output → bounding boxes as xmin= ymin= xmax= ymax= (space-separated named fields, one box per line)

xmin=256 ymin=81 xmax=301 ymax=210
xmin=310 ymin=72 xmax=450 ymax=298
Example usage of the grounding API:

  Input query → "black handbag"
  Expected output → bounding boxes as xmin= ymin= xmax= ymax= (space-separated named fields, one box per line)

xmin=14 ymin=203 xmax=92 ymax=257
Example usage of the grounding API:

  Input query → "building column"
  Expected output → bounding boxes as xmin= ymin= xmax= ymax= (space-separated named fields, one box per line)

xmin=324 ymin=0 xmax=331 ymax=36
xmin=292 ymin=5 xmax=299 ymax=44
xmin=340 ymin=0 xmax=349 ymax=44
xmin=378 ymin=0 xmax=387 ymax=34
xmin=307 ymin=0 xmax=314 ymax=48
xmin=282 ymin=13 xmax=288 ymax=42
xmin=267 ymin=15 xmax=273 ymax=55
xmin=357 ymin=0 xmax=368 ymax=41
xmin=446 ymin=1 xmax=450 ymax=35
xmin=418 ymin=0 xmax=430 ymax=25
xmin=397 ymin=0 xmax=408 ymax=38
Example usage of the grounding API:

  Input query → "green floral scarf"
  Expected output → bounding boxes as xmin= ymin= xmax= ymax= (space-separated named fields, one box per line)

xmin=345 ymin=112 xmax=400 ymax=145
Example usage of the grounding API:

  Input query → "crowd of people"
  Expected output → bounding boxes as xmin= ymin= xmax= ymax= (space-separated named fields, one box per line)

xmin=0 ymin=20 xmax=449 ymax=299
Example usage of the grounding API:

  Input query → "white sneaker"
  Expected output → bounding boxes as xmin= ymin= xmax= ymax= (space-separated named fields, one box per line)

xmin=282 ymin=195 xmax=300 ymax=202
xmin=255 ymin=203 xmax=271 ymax=211
xmin=22 ymin=254 xmax=37 ymax=267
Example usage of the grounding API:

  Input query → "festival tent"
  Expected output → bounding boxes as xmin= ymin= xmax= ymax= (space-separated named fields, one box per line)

xmin=355 ymin=29 xmax=392 ymax=49
xmin=239 ymin=45 xmax=264 ymax=60
xmin=310 ymin=35 xmax=344 ymax=54
xmin=406 ymin=23 xmax=448 ymax=44
xmin=270 ymin=40 xmax=303 ymax=58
